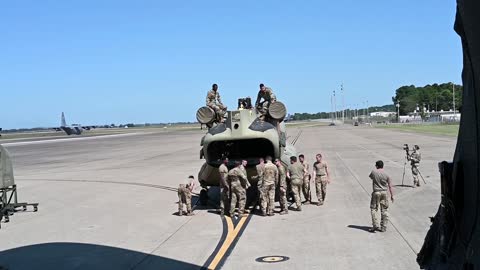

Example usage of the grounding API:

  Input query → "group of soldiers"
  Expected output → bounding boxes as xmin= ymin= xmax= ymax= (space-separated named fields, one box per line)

xmin=206 ymin=83 xmax=277 ymax=122
xmin=216 ymin=153 xmax=330 ymax=217
xmin=177 ymin=149 xmax=422 ymax=234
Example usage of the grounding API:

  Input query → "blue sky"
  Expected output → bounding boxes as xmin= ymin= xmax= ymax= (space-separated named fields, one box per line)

xmin=0 ymin=1 xmax=461 ymax=128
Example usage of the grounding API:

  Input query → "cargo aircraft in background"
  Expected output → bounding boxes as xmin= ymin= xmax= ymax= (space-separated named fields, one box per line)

xmin=53 ymin=112 xmax=96 ymax=135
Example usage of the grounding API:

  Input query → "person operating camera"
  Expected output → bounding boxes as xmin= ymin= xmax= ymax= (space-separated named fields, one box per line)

xmin=408 ymin=145 xmax=422 ymax=187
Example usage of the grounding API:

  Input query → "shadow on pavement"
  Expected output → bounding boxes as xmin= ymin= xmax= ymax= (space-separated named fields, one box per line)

xmin=393 ymin=184 xmax=415 ymax=188
xmin=0 ymin=242 xmax=201 ymax=270
xmin=347 ymin=225 xmax=373 ymax=233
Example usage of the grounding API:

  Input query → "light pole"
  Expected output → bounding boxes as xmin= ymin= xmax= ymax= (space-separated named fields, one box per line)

xmin=330 ymin=94 xmax=334 ymax=123
xmin=333 ymin=90 xmax=337 ymax=122
xmin=366 ymin=100 xmax=369 ymax=123
xmin=452 ymin=83 xmax=456 ymax=120
xmin=341 ymin=84 xmax=345 ymax=123
xmin=363 ymin=101 xmax=367 ymax=122
xmin=396 ymin=102 xmax=400 ymax=123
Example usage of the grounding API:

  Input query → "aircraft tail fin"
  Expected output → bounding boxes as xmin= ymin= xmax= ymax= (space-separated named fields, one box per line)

xmin=61 ymin=112 xmax=67 ymax=127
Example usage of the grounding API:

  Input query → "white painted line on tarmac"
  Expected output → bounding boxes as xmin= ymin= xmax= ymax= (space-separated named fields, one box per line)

xmin=1 ymin=132 xmax=145 ymax=146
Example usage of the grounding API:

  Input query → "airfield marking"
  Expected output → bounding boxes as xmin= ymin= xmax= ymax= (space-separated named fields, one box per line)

xmin=18 ymin=178 xmax=180 ymax=192
xmin=1 ymin=132 xmax=144 ymax=146
xmin=24 ymin=177 xmax=252 ymax=269
xmin=203 ymin=214 xmax=252 ymax=270
xmin=335 ymin=152 xmax=418 ymax=255
xmin=255 ymin=256 xmax=290 ymax=263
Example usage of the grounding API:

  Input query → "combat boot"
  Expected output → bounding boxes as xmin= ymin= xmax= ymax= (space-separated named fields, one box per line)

xmin=186 ymin=212 xmax=194 ymax=216
xmin=279 ymin=210 xmax=288 ymax=215
xmin=179 ymin=211 xmax=183 ymax=216
xmin=380 ymin=227 xmax=387 ymax=232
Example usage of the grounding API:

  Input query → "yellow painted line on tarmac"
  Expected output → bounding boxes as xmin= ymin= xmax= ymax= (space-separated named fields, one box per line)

xmin=207 ymin=215 xmax=248 ymax=270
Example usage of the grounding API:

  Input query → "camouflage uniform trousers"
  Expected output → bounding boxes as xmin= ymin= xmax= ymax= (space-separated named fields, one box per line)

xmin=278 ymin=186 xmax=288 ymax=213
xmin=256 ymin=180 xmax=264 ymax=209
xmin=230 ymin=182 xmax=247 ymax=216
xmin=178 ymin=184 xmax=192 ymax=215
xmin=370 ymin=191 xmax=389 ymax=230
xmin=315 ymin=175 xmax=328 ymax=204
xmin=290 ymin=178 xmax=303 ymax=210
xmin=302 ymin=176 xmax=311 ymax=202
xmin=411 ymin=164 xmax=420 ymax=186
xmin=207 ymin=103 xmax=226 ymax=119
xmin=257 ymin=102 xmax=271 ymax=118
xmin=260 ymin=183 xmax=276 ymax=215
xmin=219 ymin=187 xmax=229 ymax=214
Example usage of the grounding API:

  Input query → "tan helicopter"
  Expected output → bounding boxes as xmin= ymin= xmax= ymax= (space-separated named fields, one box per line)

xmin=195 ymin=97 xmax=297 ymax=205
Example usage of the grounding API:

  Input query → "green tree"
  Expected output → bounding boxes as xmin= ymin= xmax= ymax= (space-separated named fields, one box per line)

xmin=392 ymin=83 xmax=462 ymax=115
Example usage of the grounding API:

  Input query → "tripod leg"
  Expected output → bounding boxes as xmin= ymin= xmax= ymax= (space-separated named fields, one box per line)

xmin=402 ymin=161 xmax=407 ymax=186
xmin=418 ymin=169 xmax=427 ymax=185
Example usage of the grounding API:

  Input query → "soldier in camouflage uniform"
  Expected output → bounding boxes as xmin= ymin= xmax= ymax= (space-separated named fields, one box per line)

xmin=206 ymin=84 xmax=227 ymax=122
xmin=255 ymin=83 xmax=277 ymax=118
xmin=228 ymin=161 xmax=249 ymax=217
xmin=287 ymin=156 xmax=304 ymax=211
xmin=369 ymin=160 xmax=394 ymax=233
xmin=275 ymin=159 xmax=288 ymax=215
xmin=241 ymin=160 xmax=251 ymax=189
xmin=178 ymin=176 xmax=195 ymax=216
xmin=408 ymin=145 xmax=422 ymax=187
xmin=313 ymin=154 xmax=330 ymax=206
xmin=255 ymin=158 xmax=265 ymax=211
xmin=240 ymin=159 xmax=251 ymax=213
xmin=299 ymin=154 xmax=311 ymax=204
xmin=218 ymin=157 xmax=230 ymax=216
xmin=241 ymin=160 xmax=248 ymax=176
xmin=260 ymin=156 xmax=278 ymax=216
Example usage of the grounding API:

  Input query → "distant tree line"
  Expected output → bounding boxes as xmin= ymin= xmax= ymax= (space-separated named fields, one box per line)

xmin=291 ymin=83 xmax=463 ymax=121
xmin=291 ymin=104 xmax=396 ymax=121
xmin=392 ymin=83 xmax=463 ymax=115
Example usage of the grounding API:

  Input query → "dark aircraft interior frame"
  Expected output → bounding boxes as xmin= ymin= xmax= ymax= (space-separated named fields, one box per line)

xmin=417 ymin=1 xmax=480 ymax=269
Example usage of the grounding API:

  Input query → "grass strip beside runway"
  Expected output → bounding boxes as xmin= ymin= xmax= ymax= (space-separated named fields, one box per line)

xmin=376 ymin=123 xmax=459 ymax=136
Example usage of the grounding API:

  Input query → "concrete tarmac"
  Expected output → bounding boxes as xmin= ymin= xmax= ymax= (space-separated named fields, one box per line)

xmin=0 ymin=125 xmax=456 ymax=270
